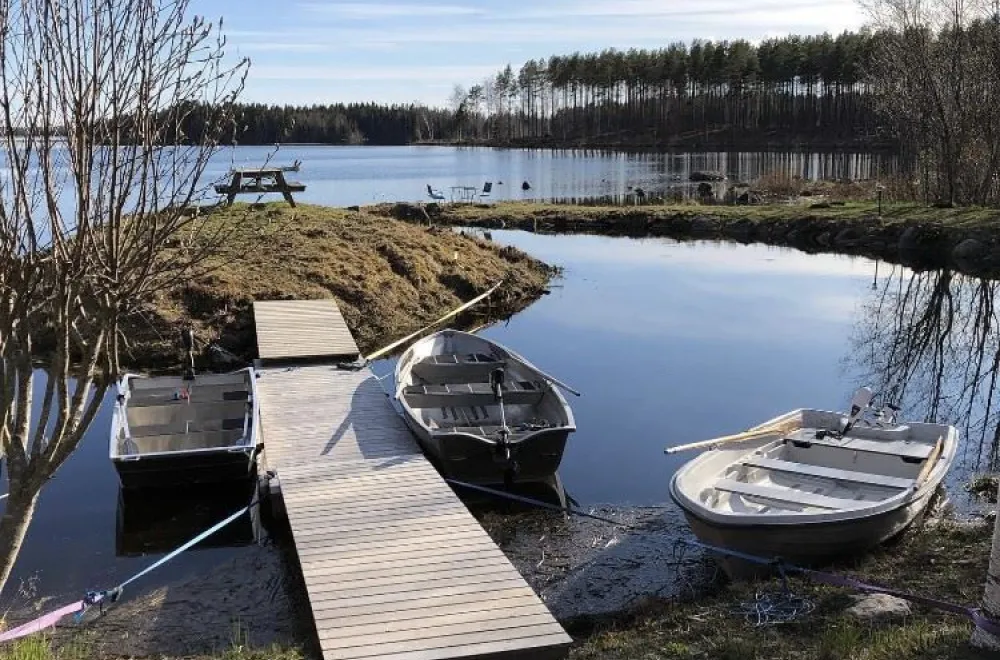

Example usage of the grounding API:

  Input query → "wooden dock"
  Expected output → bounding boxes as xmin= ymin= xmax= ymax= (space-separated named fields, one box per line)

xmin=253 ymin=300 xmax=571 ymax=660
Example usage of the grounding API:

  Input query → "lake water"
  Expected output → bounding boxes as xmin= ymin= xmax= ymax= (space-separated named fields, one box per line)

xmin=203 ymin=145 xmax=895 ymax=207
xmin=1 ymin=229 xmax=993 ymax=612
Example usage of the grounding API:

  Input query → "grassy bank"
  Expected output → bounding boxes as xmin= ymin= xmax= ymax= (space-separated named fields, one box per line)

xmin=569 ymin=518 xmax=994 ymax=660
xmin=128 ymin=203 xmax=555 ymax=370
xmin=373 ymin=200 xmax=1000 ymax=277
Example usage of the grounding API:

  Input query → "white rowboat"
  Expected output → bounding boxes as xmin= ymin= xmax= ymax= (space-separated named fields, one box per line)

xmin=669 ymin=406 xmax=956 ymax=575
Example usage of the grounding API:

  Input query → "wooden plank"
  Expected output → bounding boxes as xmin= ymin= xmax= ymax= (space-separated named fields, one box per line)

xmin=321 ymin=625 xmax=569 ymax=660
xmin=317 ymin=594 xmax=543 ymax=628
xmin=305 ymin=569 xmax=526 ymax=598
xmin=344 ymin=635 xmax=572 ymax=660
xmin=308 ymin=578 xmax=536 ymax=612
xmin=305 ymin=554 xmax=516 ymax=584
xmin=292 ymin=530 xmax=489 ymax=555
xmin=306 ymin=575 xmax=535 ymax=606
xmin=311 ymin=588 xmax=540 ymax=619
xmin=304 ymin=549 xmax=515 ymax=575
xmin=253 ymin=299 xmax=359 ymax=360
xmin=320 ymin=614 xmax=560 ymax=648
xmin=298 ymin=542 xmax=499 ymax=568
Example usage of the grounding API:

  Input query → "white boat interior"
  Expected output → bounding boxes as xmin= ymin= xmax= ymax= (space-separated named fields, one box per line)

xmin=672 ymin=408 xmax=956 ymax=524
xmin=113 ymin=371 xmax=256 ymax=459
xmin=397 ymin=333 xmax=573 ymax=440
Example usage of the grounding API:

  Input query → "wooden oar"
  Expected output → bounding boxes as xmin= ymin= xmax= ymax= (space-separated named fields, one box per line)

xmin=914 ymin=435 xmax=944 ymax=488
xmin=363 ymin=280 xmax=504 ymax=362
xmin=664 ymin=417 xmax=799 ymax=455
xmin=505 ymin=347 xmax=581 ymax=397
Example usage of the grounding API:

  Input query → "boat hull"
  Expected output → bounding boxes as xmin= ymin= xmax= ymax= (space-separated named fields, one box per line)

xmin=673 ymin=486 xmax=937 ymax=578
xmin=109 ymin=368 xmax=260 ymax=489
xmin=401 ymin=414 xmax=570 ymax=485
xmin=113 ymin=448 xmax=258 ymax=490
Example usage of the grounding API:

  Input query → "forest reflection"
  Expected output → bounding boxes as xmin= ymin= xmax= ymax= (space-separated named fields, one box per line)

xmin=852 ymin=265 xmax=1000 ymax=472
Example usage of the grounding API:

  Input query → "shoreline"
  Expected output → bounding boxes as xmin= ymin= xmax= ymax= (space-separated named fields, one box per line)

xmin=374 ymin=201 xmax=1000 ymax=278
xmin=413 ymin=135 xmax=899 ymax=152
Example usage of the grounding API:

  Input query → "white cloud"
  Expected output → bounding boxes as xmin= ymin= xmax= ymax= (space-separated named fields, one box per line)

xmin=251 ymin=64 xmax=501 ymax=82
xmin=298 ymin=2 xmax=482 ymax=19
xmin=236 ymin=42 xmax=332 ymax=53
xmin=514 ymin=0 xmax=851 ymax=19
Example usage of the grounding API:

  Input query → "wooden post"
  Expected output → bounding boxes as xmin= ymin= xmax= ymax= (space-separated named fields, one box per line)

xmin=226 ymin=172 xmax=240 ymax=206
xmin=275 ymin=171 xmax=296 ymax=207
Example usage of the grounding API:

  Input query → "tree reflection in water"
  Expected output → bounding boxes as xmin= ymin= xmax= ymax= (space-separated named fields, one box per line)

xmin=851 ymin=265 xmax=1000 ymax=472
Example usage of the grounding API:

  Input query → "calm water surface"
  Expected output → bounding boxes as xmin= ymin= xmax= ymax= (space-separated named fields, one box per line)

xmin=203 ymin=145 xmax=894 ymax=207
xmin=1 ymin=231 xmax=990 ymax=607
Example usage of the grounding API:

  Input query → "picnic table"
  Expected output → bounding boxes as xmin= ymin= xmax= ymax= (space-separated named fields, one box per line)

xmin=215 ymin=167 xmax=306 ymax=207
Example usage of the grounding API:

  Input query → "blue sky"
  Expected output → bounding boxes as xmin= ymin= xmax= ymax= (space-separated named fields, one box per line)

xmin=205 ymin=0 xmax=867 ymax=107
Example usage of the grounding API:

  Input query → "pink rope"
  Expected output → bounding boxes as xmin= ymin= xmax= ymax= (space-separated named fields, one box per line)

xmin=0 ymin=600 xmax=84 ymax=643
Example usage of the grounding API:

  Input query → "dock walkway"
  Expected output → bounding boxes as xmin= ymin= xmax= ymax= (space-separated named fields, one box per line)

xmin=253 ymin=300 xmax=571 ymax=660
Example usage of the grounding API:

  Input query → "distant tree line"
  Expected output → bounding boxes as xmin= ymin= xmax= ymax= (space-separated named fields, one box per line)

xmin=450 ymin=31 xmax=881 ymax=147
xmin=166 ymin=32 xmax=886 ymax=149
xmin=171 ymin=102 xmax=455 ymax=145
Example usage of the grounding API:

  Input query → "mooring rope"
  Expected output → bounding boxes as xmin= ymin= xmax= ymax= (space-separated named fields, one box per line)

xmin=0 ymin=498 xmax=258 ymax=644
xmin=448 ymin=478 xmax=1000 ymax=635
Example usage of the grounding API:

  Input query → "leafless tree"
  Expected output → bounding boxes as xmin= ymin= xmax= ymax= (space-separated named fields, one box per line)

xmin=861 ymin=0 xmax=1000 ymax=205
xmin=0 ymin=0 xmax=248 ymax=594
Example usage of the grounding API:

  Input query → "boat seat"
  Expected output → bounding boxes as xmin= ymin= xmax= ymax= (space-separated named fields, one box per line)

xmin=403 ymin=381 xmax=544 ymax=408
xmin=786 ymin=433 xmax=933 ymax=460
xmin=128 ymin=417 xmax=246 ymax=438
xmin=122 ymin=429 xmax=248 ymax=455
xmin=436 ymin=425 xmax=507 ymax=438
xmin=129 ymin=373 xmax=248 ymax=391
xmin=128 ymin=385 xmax=250 ymax=408
xmin=714 ymin=478 xmax=871 ymax=510
xmin=410 ymin=353 xmax=506 ymax=382
xmin=742 ymin=457 xmax=914 ymax=490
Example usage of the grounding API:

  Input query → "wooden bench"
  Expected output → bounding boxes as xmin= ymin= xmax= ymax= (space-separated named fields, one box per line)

xmin=742 ymin=457 xmax=914 ymax=490
xmin=403 ymin=381 xmax=544 ymax=408
xmin=713 ymin=478 xmax=870 ymax=510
